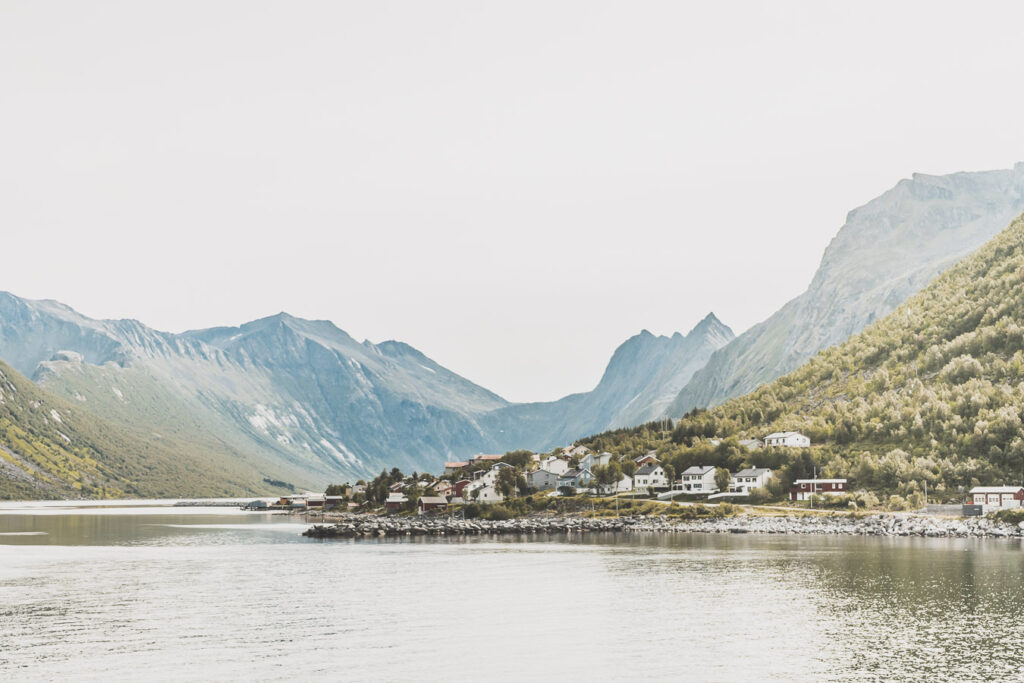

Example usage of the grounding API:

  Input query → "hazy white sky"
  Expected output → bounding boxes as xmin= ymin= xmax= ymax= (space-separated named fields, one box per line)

xmin=3 ymin=1 xmax=1024 ymax=402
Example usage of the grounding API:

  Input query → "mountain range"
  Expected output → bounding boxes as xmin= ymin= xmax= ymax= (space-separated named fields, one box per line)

xmin=1 ymin=163 xmax=1023 ymax=497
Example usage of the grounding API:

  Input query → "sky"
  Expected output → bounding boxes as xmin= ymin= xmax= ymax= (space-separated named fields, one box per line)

xmin=2 ymin=1 xmax=1024 ymax=402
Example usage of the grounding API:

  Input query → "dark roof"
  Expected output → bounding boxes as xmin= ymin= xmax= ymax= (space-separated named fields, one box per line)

xmin=560 ymin=468 xmax=580 ymax=478
xmin=635 ymin=464 xmax=661 ymax=475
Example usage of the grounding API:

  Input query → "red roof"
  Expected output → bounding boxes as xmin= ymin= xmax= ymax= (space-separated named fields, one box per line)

xmin=473 ymin=454 xmax=503 ymax=461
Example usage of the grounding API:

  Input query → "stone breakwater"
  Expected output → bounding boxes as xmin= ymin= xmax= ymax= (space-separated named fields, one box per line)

xmin=302 ymin=513 xmax=1024 ymax=539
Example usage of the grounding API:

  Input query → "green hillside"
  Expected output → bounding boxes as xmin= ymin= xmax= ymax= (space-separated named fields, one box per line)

xmin=582 ymin=212 xmax=1024 ymax=503
xmin=0 ymin=359 xmax=271 ymax=500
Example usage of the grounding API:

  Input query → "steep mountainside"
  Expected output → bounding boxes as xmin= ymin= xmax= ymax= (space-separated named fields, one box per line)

xmin=667 ymin=163 xmax=1024 ymax=416
xmin=664 ymin=212 xmax=1024 ymax=494
xmin=483 ymin=314 xmax=733 ymax=449
xmin=0 ymin=358 xmax=262 ymax=500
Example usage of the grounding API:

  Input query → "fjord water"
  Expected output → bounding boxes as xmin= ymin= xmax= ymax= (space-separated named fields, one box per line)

xmin=2 ymin=504 xmax=1023 ymax=682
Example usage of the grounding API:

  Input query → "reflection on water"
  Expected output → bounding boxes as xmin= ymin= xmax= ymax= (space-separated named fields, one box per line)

xmin=1 ymin=506 xmax=1023 ymax=682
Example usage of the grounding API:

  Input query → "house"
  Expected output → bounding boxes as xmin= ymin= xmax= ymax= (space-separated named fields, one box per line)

xmin=431 ymin=480 xmax=454 ymax=498
xmin=385 ymin=492 xmax=408 ymax=513
xmin=557 ymin=468 xmax=593 ymax=491
xmin=324 ymin=495 xmax=347 ymax=508
xmin=305 ymin=494 xmax=326 ymax=508
xmin=739 ymin=439 xmax=764 ymax=451
xmin=634 ymin=464 xmax=669 ymax=492
xmin=581 ymin=452 xmax=613 ymax=471
xmin=539 ymin=456 xmax=570 ymax=475
xmin=678 ymin=466 xmax=716 ymax=493
xmin=968 ymin=486 xmax=1024 ymax=509
xmin=453 ymin=479 xmax=472 ymax=498
xmin=790 ymin=479 xmax=847 ymax=501
xmin=474 ymin=462 xmax=513 ymax=488
xmin=730 ymin=468 xmax=773 ymax=493
xmin=527 ymin=468 xmax=560 ymax=491
xmin=351 ymin=484 xmax=367 ymax=495
xmin=418 ymin=496 xmax=448 ymax=514
xmin=764 ymin=431 xmax=811 ymax=448
xmin=635 ymin=452 xmax=660 ymax=467
xmin=444 ymin=461 xmax=469 ymax=475
xmin=471 ymin=454 xmax=504 ymax=465
xmin=568 ymin=445 xmax=591 ymax=457
xmin=597 ymin=475 xmax=633 ymax=495
xmin=476 ymin=485 xmax=504 ymax=503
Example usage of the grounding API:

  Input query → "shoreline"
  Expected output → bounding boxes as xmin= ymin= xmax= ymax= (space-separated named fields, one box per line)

xmin=302 ymin=512 xmax=1024 ymax=540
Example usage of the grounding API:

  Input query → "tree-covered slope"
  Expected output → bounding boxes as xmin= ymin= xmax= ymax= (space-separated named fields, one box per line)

xmin=660 ymin=211 xmax=1024 ymax=496
xmin=667 ymin=164 xmax=1024 ymax=417
xmin=0 ymin=359 xmax=263 ymax=500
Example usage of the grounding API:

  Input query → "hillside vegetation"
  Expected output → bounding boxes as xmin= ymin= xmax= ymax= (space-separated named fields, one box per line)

xmin=0 ymin=359 xmax=264 ymax=499
xmin=583 ymin=212 xmax=1024 ymax=503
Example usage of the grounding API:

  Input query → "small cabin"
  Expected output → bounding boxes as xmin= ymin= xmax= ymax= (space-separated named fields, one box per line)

xmin=790 ymin=479 xmax=847 ymax=501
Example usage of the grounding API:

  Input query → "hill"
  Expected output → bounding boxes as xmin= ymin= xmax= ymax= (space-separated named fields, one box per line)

xmin=0 ymin=358 xmax=263 ymax=499
xmin=586 ymin=212 xmax=1024 ymax=503
xmin=667 ymin=163 xmax=1024 ymax=417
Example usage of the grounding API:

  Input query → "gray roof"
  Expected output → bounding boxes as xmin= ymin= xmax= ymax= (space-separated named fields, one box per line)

xmin=734 ymin=468 xmax=771 ymax=478
xmin=418 ymin=496 xmax=448 ymax=505
xmin=681 ymin=466 xmax=714 ymax=475
xmin=635 ymin=464 xmax=661 ymax=476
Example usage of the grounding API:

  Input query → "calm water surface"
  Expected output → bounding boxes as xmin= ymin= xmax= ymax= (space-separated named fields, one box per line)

xmin=2 ymin=502 xmax=1023 ymax=682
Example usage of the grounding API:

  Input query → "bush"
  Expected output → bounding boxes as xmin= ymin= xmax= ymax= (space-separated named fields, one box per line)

xmin=991 ymin=508 xmax=1024 ymax=525
xmin=463 ymin=503 xmax=482 ymax=519
xmin=485 ymin=505 xmax=513 ymax=521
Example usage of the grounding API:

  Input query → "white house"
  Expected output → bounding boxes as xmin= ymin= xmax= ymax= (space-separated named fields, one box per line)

xmin=730 ymin=468 xmax=773 ymax=493
xmin=969 ymin=486 xmax=1024 ymax=509
xmin=790 ymin=479 xmax=847 ymax=501
xmin=580 ymin=452 xmax=613 ymax=471
xmin=763 ymin=431 xmax=810 ymax=448
xmin=526 ymin=468 xmax=560 ymax=491
xmin=475 ymin=485 xmax=504 ymax=504
xmin=634 ymin=464 xmax=669 ymax=492
xmin=678 ymin=465 xmax=717 ymax=493
xmin=539 ymin=456 xmax=570 ymax=475
xmin=476 ymin=462 xmax=513 ymax=487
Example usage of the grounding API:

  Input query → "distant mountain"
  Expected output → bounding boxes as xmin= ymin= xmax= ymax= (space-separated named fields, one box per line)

xmin=483 ymin=313 xmax=734 ymax=449
xmin=0 ymin=294 xmax=511 ymax=488
xmin=666 ymin=163 xmax=1024 ymax=417
xmin=0 ymin=291 xmax=730 ymax=490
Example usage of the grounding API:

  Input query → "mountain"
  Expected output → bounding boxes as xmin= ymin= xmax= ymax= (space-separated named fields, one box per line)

xmin=0 ymin=291 xmax=729 ymax=490
xmin=481 ymin=313 xmax=734 ymax=449
xmin=0 ymin=358 xmax=263 ymax=500
xmin=0 ymin=294 xmax=511 ymax=489
xmin=659 ymin=210 xmax=1024 ymax=496
xmin=666 ymin=163 xmax=1024 ymax=417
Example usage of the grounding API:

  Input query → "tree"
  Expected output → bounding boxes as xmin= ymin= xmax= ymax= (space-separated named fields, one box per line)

xmin=495 ymin=466 xmax=521 ymax=500
xmin=714 ymin=467 xmax=731 ymax=493
xmin=621 ymin=459 xmax=637 ymax=478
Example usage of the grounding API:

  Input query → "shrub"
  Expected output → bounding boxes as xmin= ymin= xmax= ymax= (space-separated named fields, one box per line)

xmin=485 ymin=505 xmax=513 ymax=521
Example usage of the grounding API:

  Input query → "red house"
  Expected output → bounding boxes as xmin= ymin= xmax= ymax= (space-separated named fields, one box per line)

xmin=790 ymin=479 xmax=847 ymax=501
xmin=453 ymin=479 xmax=472 ymax=498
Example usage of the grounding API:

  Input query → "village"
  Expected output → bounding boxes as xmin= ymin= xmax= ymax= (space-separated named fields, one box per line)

xmin=262 ymin=430 xmax=1024 ymax=521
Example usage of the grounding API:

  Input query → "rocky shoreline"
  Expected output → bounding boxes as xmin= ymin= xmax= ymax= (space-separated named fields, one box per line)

xmin=302 ymin=512 xmax=1024 ymax=540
